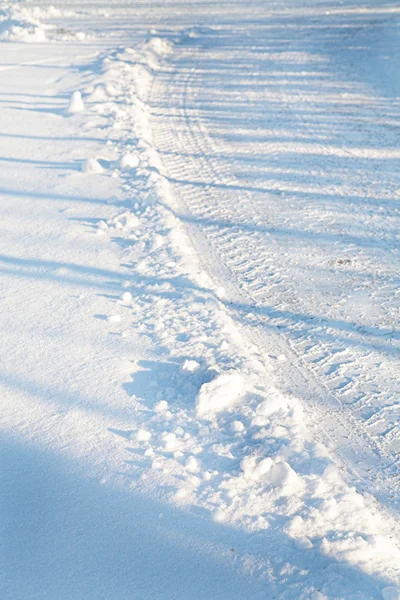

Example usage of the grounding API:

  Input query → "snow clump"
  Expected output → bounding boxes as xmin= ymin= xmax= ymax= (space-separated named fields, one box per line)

xmin=195 ymin=370 xmax=246 ymax=419
xmin=67 ymin=91 xmax=85 ymax=114
xmin=120 ymin=291 xmax=132 ymax=303
xmin=81 ymin=158 xmax=103 ymax=174
xmin=118 ymin=153 xmax=140 ymax=170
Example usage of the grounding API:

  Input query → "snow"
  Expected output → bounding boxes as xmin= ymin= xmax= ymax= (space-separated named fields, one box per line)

xmin=195 ymin=370 xmax=246 ymax=418
xmin=120 ymin=291 xmax=132 ymax=303
xmin=67 ymin=90 xmax=84 ymax=114
xmin=231 ymin=420 xmax=245 ymax=433
xmin=0 ymin=4 xmax=47 ymax=42
xmin=118 ymin=152 xmax=140 ymax=170
xmin=1 ymin=0 xmax=400 ymax=598
xmin=136 ymin=429 xmax=152 ymax=442
xmin=382 ymin=589 xmax=400 ymax=600
xmin=81 ymin=157 xmax=103 ymax=173
xmin=106 ymin=314 xmax=121 ymax=323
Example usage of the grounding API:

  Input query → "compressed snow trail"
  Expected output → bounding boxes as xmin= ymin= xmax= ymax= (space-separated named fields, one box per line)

xmin=1 ymin=1 xmax=400 ymax=599
xmin=0 ymin=40 xmax=271 ymax=600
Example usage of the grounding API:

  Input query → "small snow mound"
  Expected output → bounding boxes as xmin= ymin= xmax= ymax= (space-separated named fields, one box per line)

xmin=185 ymin=456 xmax=201 ymax=472
xmin=268 ymin=461 xmax=300 ymax=490
xmin=162 ymin=433 xmax=181 ymax=452
xmin=382 ymin=588 xmax=400 ymax=600
xmin=119 ymin=153 xmax=140 ymax=170
xmin=145 ymin=37 xmax=173 ymax=57
xmin=67 ymin=91 xmax=84 ymax=114
xmin=241 ymin=456 xmax=273 ymax=482
xmin=154 ymin=400 xmax=168 ymax=413
xmin=195 ymin=370 xmax=246 ymax=418
xmin=120 ymin=291 xmax=132 ymax=303
xmin=240 ymin=456 xmax=302 ymax=494
xmin=81 ymin=158 xmax=103 ymax=174
xmin=88 ymin=84 xmax=109 ymax=102
xmin=97 ymin=220 xmax=108 ymax=231
xmin=136 ymin=429 xmax=151 ymax=442
xmin=180 ymin=359 xmax=200 ymax=373
xmin=231 ymin=420 xmax=245 ymax=433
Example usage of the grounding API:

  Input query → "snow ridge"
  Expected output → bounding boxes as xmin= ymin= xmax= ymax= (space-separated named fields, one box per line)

xmin=77 ymin=35 xmax=400 ymax=598
xmin=0 ymin=3 xmax=48 ymax=42
xmin=0 ymin=3 xmax=88 ymax=42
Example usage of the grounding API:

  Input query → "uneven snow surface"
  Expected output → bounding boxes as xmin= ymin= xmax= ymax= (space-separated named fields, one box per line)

xmin=0 ymin=0 xmax=399 ymax=598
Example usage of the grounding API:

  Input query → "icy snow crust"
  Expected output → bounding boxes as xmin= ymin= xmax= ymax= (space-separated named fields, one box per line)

xmin=1 ymin=1 xmax=400 ymax=599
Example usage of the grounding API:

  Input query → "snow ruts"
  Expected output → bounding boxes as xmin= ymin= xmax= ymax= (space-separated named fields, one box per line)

xmin=150 ymin=27 xmax=400 ymax=487
xmin=85 ymin=31 xmax=400 ymax=599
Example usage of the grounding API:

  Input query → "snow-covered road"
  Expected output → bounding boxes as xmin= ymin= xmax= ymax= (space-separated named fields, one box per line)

xmin=1 ymin=1 xmax=399 ymax=598
xmin=151 ymin=1 xmax=400 ymax=464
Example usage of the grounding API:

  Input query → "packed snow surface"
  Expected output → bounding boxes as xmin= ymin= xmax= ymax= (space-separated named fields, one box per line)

xmin=0 ymin=0 xmax=399 ymax=599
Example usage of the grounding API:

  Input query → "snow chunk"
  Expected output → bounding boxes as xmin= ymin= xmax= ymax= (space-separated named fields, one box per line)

xmin=241 ymin=456 xmax=273 ymax=482
xmin=136 ymin=429 xmax=151 ymax=442
xmin=67 ymin=91 xmax=84 ymax=114
xmin=145 ymin=37 xmax=173 ymax=57
xmin=119 ymin=153 xmax=140 ymax=170
xmin=231 ymin=420 xmax=245 ymax=433
xmin=268 ymin=461 xmax=300 ymax=490
xmin=162 ymin=433 xmax=181 ymax=452
xmin=154 ymin=400 xmax=168 ymax=413
xmin=180 ymin=359 xmax=200 ymax=373
xmin=185 ymin=456 xmax=201 ymax=472
xmin=81 ymin=158 xmax=103 ymax=174
xmin=97 ymin=220 xmax=108 ymax=231
xmin=240 ymin=456 xmax=302 ymax=494
xmin=195 ymin=370 xmax=246 ymax=418
xmin=120 ymin=291 xmax=132 ymax=303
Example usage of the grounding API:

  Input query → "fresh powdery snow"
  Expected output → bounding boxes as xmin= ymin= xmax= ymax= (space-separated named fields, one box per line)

xmin=0 ymin=1 xmax=399 ymax=599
